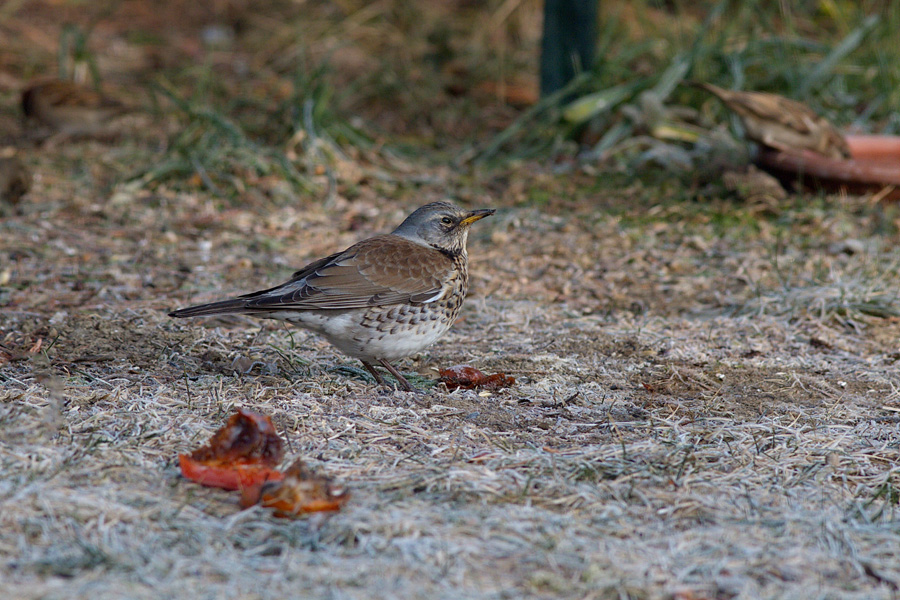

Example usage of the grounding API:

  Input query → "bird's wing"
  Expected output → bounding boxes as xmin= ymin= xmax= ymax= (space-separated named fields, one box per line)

xmin=240 ymin=235 xmax=453 ymax=310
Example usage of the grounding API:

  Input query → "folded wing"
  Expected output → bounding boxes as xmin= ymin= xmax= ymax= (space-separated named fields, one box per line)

xmin=170 ymin=235 xmax=452 ymax=318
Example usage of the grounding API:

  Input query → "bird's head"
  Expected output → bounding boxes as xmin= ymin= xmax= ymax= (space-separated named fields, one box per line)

xmin=392 ymin=201 xmax=495 ymax=256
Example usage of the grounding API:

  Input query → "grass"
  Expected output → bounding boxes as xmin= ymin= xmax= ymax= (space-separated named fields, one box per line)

xmin=738 ymin=245 xmax=900 ymax=323
xmin=2 ymin=1 xmax=900 ymax=599
xmin=134 ymin=81 xmax=316 ymax=200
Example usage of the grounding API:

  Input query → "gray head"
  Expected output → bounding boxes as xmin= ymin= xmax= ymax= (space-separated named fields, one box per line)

xmin=392 ymin=201 xmax=495 ymax=255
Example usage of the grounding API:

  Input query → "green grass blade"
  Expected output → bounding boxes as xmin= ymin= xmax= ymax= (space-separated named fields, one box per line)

xmin=799 ymin=14 xmax=878 ymax=95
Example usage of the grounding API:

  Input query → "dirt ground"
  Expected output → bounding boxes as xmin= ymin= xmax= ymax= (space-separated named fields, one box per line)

xmin=3 ymin=2 xmax=900 ymax=599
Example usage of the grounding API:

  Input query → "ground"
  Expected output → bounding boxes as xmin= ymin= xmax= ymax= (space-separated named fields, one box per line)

xmin=2 ymin=2 xmax=900 ymax=599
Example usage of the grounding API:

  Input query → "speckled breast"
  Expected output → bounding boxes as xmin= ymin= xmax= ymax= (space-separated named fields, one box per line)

xmin=354 ymin=256 xmax=468 ymax=361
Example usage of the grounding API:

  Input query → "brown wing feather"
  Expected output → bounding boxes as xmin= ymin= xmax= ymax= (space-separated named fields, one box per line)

xmin=241 ymin=235 xmax=452 ymax=310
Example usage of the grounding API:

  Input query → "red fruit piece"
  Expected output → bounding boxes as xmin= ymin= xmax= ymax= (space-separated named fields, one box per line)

xmin=179 ymin=408 xmax=286 ymax=491
xmin=241 ymin=460 xmax=350 ymax=517
xmin=439 ymin=364 xmax=515 ymax=390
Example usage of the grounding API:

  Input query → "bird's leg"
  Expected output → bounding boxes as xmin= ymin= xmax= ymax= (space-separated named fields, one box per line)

xmin=360 ymin=360 xmax=389 ymax=388
xmin=378 ymin=359 xmax=417 ymax=393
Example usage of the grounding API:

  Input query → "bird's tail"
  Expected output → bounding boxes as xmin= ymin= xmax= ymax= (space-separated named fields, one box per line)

xmin=169 ymin=298 xmax=251 ymax=318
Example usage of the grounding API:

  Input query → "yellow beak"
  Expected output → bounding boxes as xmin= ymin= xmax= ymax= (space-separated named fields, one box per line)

xmin=460 ymin=209 xmax=496 ymax=226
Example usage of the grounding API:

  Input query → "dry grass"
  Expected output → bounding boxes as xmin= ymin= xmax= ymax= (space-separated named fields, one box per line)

xmin=3 ymin=2 xmax=900 ymax=600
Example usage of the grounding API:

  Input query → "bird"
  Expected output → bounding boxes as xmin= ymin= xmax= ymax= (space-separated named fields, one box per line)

xmin=169 ymin=201 xmax=496 ymax=392
xmin=691 ymin=82 xmax=850 ymax=159
xmin=21 ymin=79 xmax=130 ymax=137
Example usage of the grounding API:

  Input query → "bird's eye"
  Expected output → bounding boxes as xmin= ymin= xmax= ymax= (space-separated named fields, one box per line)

xmin=441 ymin=216 xmax=453 ymax=225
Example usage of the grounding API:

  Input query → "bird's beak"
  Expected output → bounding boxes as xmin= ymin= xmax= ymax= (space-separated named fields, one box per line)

xmin=460 ymin=209 xmax=496 ymax=226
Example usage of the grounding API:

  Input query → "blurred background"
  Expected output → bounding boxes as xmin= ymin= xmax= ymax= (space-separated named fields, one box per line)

xmin=2 ymin=0 xmax=897 ymax=201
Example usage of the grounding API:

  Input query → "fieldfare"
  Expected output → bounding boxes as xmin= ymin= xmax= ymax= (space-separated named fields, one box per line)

xmin=170 ymin=201 xmax=495 ymax=391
